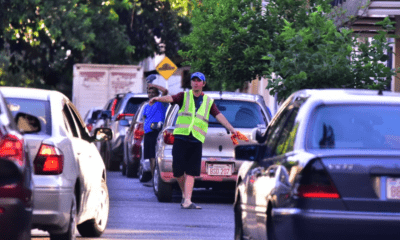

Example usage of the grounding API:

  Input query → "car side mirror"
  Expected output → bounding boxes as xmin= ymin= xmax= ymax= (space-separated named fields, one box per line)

xmin=234 ymin=144 xmax=266 ymax=161
xmin=119 ymin=119 xmax=129 ymax=127
xmin=100 ymin=110 xmax=111 ymax=120
xmin=93 ymin=128 xmax=113 ymax=142
xmin=15 ymin=112 xmax=41 ymax=134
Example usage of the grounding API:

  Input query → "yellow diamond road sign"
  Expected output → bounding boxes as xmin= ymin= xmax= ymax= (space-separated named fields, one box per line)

xmin=156 ymin=56 xmax=177 ymax=80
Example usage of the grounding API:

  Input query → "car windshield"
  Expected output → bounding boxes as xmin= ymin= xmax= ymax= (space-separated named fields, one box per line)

xmin=173 ymin=100 xmax=266 ymax=128
xmin=6 ymin=97 xmax=51 ymax=135
xmin=308 ymin=105 xmax=400 ymax=150
xmin=122 ymin=97 xmax=148 ymax=114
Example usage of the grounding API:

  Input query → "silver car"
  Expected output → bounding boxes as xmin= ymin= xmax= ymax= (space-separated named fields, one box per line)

xmin=234 ymin=89 xmax=400 ymax=240
xmin=153 ymin=91 xmax=272 ymax=202
xmin=1 ymin=87 xmax=112 ymax=240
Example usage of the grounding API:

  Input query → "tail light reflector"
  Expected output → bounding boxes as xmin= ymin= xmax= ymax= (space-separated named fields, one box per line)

xmin=163 ymin=129 xmax=174 ymax=145
xmin=111 ymin=99 xmax=118 ymax=117
xmin=34 ymin=144 xmax=64 ymax=175
xmin=134 ymin=123 xmax=144 ymax=140
xmin=0 ymin=134 xmax=24 ymax=167
xmin=87 ymin=123 xmax=93 ymax=132
xmin=296 ymin=159 xmax=340 ymax=199
xmin=116 ymin=113 xmax=134 ymax=121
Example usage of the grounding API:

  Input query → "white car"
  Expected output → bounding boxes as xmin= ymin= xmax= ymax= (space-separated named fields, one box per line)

xmin=1 ymin=87 xmax=113 ymax=239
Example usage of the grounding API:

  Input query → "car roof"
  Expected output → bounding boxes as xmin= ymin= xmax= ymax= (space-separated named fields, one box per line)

xmin=291 ymin=89 xmax=400 ymax=104
xmin=0 ymin=86 xmax=67 ymax=100
xmin=204 ymin=91 xmax=264 ymax=101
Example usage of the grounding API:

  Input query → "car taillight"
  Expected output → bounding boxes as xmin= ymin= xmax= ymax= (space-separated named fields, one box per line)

xmin=111 ymin=99 xmax=118 ymax=117
xmin=296 ymin=159 xmax=340 ymax=199
xmin=116 ymin=113 xmax=135 ymax=121
xmin=163 ymin=129 xmax=174 ymax=145
xmin=87 ymin=123 xmax=93 ymax=132
xmin=34 ymin=144 xmax=64 ymax=175
xmin=0 ymin=134 xmax=24 ymax=167
xmin=134 ymin=123 xmax=144 ymax=140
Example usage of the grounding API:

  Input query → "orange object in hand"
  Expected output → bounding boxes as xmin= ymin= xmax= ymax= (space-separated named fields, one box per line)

xmin=231 ymin=131 xmax=249 ymax=145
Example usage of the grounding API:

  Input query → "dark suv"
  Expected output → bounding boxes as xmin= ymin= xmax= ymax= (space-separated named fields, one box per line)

xmin=99 ymin=92 xmax=148 ymax=171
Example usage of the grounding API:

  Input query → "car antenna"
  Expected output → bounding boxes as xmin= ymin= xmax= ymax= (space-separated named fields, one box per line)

xmin=378 ymin=89 xmax=383 ymax=96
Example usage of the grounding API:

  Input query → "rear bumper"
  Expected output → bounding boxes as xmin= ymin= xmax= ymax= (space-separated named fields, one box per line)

xmin=0 ymin=198 xmax=32 ymax=238
xmin=32 ymin=186 xmax=73 ymax=233
xmin=272 ymin=208 xmax=400 ymax=240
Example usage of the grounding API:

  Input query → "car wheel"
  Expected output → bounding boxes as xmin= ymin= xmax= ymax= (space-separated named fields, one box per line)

xmin=234 ymin=198 xmax=244 ymax=240
xmin=50 ymin=194 xmax=77 ymax=240
xmin=77 ymin=180 xmax=109 ymax=237
xmin=126 ymin=161 xmax=139 ymax=178
xmin=138 ymin=164 xmax=152 ymax=182
xmin=153 ymin=163 xmax=172 ymax=202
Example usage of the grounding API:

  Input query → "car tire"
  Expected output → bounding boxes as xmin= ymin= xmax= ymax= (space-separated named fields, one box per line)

xmin=153 ymin=163 xmax=172 ymax=202
xmin=77 ymin=180 xmax=109 ymax=237
xmin=138 ymin=164 xmax=152 ymax=182
xmin=126 ymin=161 xmax=139 ymax=178
xmin=234 ymin=198 xmax=244 ymax=240
xmin=50 ymin=194 xmax=77 ymax=240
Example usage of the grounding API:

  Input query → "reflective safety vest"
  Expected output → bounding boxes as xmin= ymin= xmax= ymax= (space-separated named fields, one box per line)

xmin=173 ymin=90 xmax=214 ymax=143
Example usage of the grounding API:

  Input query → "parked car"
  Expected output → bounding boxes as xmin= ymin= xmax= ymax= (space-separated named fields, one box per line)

xmin=234 ymin=89 xmax=400 ymax=240
xmin=83 ymin=107 xmax=103 ymax=134
xmin=99 ymin=93 xmax=148 ymax=171
xmin=0 ymin=91 xmax=41 ymax=240
xmin=1 ymin=87 xmax=113 ymax=239
xmin=153 ymin=91 xmax=272 ymax=202
xmin=122 ymin=101 xmax=148 ymax=179
xmin=123 ymin=101 xmax=170 ymax=180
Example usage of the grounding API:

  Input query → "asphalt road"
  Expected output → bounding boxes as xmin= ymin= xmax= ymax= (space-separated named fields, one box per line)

xmin=32 ymin=171 xmax=235 ymax=240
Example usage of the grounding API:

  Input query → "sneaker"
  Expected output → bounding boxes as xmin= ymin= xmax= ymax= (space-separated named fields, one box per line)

xmin=143 ymin=179 xmax=153 ymax=187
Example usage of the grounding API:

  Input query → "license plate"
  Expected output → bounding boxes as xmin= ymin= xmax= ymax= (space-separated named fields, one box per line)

xmin=386 ymin=178 xmax=400 ymax=200
xmin=207 ymin=163 xmax=233 ymax=176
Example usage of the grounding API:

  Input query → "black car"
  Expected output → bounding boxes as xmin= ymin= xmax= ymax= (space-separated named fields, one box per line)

xmin=234 ymin=89 xmax=400 ymax=240
xmin=99 ymin=92 xmax=148 ymax=171
xmin=0 ymin=92 xmax=40 ymax=240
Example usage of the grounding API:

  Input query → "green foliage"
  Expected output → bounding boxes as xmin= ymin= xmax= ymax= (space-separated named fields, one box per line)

xmin=0 ymin=0 xmax=191 ymax=98
xmin=266 ymin=4 xmax=397 ymax=101
xmin=179 ymin=0 xmax=273 ymax=91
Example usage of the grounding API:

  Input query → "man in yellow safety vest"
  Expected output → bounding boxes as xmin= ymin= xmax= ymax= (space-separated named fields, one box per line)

xmin=149 ymin=72 xmax=237 ymax=209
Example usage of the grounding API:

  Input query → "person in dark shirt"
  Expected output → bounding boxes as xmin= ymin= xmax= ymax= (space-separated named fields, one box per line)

xmin=149 ymin=72 xmax=237 ymax=209
xmin=142 ymin=75 xmax=168 ymax=187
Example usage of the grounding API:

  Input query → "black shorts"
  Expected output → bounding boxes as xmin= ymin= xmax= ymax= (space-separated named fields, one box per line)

xmin=172 ymin=138 xmax=202 ymax=177
xmin=143 ymin=130 xmax=160 ymax=159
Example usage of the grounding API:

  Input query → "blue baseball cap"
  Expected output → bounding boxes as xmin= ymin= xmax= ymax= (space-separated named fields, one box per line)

xmin=191 ymin=72 xmax=206 ymax=82
xmin=146 ymin=74 xmax=157 ymax=83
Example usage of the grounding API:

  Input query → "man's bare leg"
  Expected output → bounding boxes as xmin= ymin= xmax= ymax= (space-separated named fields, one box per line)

xmin=182 ymin=175 xmax=195 ymax=207
xmin=176 ymin=175 xmax=185 ymax=199
xmin=150 ymin=158 xmax=155 ymax=177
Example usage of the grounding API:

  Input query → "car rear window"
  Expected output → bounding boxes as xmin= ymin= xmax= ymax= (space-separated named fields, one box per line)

xmin=123 ymin=97 xmax=148 ymax=114
xmin=6 ymin=98 xmax=51 ymax=135
xmin=172 ymin=100 xmax=266 ymax=128
xmin=308 ymin=105 xmax=400 ymax=150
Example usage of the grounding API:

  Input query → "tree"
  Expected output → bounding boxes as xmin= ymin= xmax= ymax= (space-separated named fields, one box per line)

xmin=180 ymin=0 xmax=397 ymax=101
xmin=179 ymin=0 xmax=273 ymax=91
xmin=0 ymin=0 xmax=190 ymax=98
xmin=266 ymin=5 xmax=398 ymax=101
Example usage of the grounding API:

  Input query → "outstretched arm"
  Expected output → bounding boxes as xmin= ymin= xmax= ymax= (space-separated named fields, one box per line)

xmin=149 ymin=95 xmax=173 ymax=105
xmin=215 ymin=113 xmax=237 ymax=136
xmin=148 ymin=83 xmax=168 ymax=96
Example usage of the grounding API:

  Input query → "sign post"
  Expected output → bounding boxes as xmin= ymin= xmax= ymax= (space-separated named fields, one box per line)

xmin=156 ymin=56 xmax=178 ymax=91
